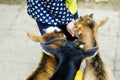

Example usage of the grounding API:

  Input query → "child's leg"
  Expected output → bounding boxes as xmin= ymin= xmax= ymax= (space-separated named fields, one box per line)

xmin=36 ymin=21 xmax=52 ymax=35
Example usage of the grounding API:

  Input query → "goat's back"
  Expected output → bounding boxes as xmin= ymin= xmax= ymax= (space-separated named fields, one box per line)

xmin=26 ymin=52 xmax=57 ymax=80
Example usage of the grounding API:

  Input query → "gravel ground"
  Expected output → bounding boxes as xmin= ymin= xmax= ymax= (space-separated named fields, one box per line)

xmin=0 ymin=0 xmax=26 ymax=5
xmin=78 ymin=1 xmax=120 ymax=11
xmin=0 ymin=0 xmax=120 ymax=80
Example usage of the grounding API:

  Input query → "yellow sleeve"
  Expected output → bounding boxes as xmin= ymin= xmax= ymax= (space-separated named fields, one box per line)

xmin=66 ymin=0 xmax=77 ymax=15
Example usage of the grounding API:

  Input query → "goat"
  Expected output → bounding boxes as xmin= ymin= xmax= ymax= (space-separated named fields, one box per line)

xmin=74 ymin=14 xmax=114 ymax=80
xmin=40 ymin=38 xmax=99 ymax=80
xmin=26 ymin=27 xmax=66 ymax=80
xmin=26 ymin=26 xmax=98 ymax=80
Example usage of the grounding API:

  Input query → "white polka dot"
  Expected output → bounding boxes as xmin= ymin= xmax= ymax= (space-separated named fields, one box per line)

xmin=45 ymin=19 xmax=48 ymax=22
xmin=60 ymin=3 xmax=62 ymax=6
xmin=63 ymin=16 xmax=65 ymax=18
xmin=56 ymin=7 xmax=59 ymax=10
xmin=67 ymin=18 xmax=70 ymax=21
xmin=54 ymin=22 xmax=57 ymax=25
xmin=58 ymin=15 xmax=61 ymax=17
xmin=50 ymin=10 xmax=53 ymax=12
xmin=52 ymin=20 xmax=54 ymax=22
xmin=57 ymin=3 xmax=59 ymax=6
xmin=51 ymin=7 xmax=55 ymax=9
xmin=67 ymin=14 xmax=69 ymax=16
xmin=41 ymin=1 xmax=43 ymax=4
xmin=37 ymin=9 xmax=40 ymax=12
xmin=32 ymin=8 xmax=35 ymax=10
xmin=41 ymin=7 xmax=43 ymax=10
xmin=53 ymin=3 xmax=56 ymax=6
xmin=63 ymin=12 xmax=66 ymax=14
xmin=38 ymin=4 xmax=41 ymax=6
xmin=35 ymin=11 xmax=37 ymax=14
xmin=60 ymin=8 xmax=63 ymax=10
xmin=42 ymin=21 xmax=45 ymax=23
xmin=56 ymin=19 xmax=58 ymax=21
xmin=49 ymin=17 xmax=52 ymax=19
xmin=54 ymin=14 xmax=57 ymax=16
xmin=43 ymin=10 xmax=46 ymax=13
xmin=35 ymin=6 xmax=38 ymax=9
xmin=32 ymin=13 xmax=35 ymax=15
xmin=32 ymin=2 xmax=35 ymax=5
xmin=47 ymin=5 xmax=50 ymax=8
xmin=35 ymin=1 xmax=38 ymax=3
xmin=37 ymin=15 xmax=40 ymax=18
xmin=40 ymin=19 xmax=42 ymax=21
xmin=55 ymin=11 xmax=58 ymax=14
xmin=48 ymin=22 xmax=51 ymax=24
xmin=46 ymin=14 xmax=49 ymax=17
xmin=59 ymin=11 xmax=62 ymax=14
xmin=40 ymin=13 xmax=43 ymax=16
xmin=43 ymin=16 xmax=46 ymax=19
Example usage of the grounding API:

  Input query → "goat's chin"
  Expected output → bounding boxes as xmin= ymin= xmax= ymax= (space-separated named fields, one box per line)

xmin=41 ymin=49 xmax=55 ymax=58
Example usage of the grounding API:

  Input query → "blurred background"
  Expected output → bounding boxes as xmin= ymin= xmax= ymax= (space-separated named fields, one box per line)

xmin=0 ymin=0 xmax=120 ymax=80
xmin=0 ymin=0 xmax=25 ymax=5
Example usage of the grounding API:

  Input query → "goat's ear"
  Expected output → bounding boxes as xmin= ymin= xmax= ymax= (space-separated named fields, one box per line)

xmin=85 ymin=46 xmax=99 ymax=58
xmin=40 ymin=42 xmax=56 ymax=56
xmin=90 ymin=13 xmax=93 ymax=18
xmin=80 ymin=16 xmax=83 ymax=20
xmin=27 ymin=32 xmax=45 ymax=42
xmin=94 ymin=16 xmax=109 ymax=32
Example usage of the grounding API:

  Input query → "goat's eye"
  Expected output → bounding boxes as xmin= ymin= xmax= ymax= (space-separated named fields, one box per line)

xmin=87 ymin=19 xmax=90 ymax=23
xmin=78 ymin=31 xmax=82 ymax=35
xmin=79 ymin=44 xmax=84 ymax=48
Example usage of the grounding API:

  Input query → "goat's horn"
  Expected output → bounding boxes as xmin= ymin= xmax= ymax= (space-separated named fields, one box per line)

xmin=45 ymin=38 xmax=67 ymax=46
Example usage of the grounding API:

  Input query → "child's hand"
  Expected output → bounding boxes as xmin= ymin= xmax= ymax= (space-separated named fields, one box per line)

xmin=66 ymin=19 xmax=75 ymax=37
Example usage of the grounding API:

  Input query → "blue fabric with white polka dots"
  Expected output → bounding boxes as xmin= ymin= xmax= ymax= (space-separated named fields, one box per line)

xmin=27 ymin=0 xmax=73 ymax=26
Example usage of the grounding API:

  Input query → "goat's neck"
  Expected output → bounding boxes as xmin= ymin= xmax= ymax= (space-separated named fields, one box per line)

xmin=81 ymin=30 xmax=101 ymax=64
xmin=82 ymin=31 xmax=98 ymax=51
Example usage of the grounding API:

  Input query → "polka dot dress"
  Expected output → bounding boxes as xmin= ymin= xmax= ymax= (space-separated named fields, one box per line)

xmin=27 ymin=0 xmax=73 ymax=26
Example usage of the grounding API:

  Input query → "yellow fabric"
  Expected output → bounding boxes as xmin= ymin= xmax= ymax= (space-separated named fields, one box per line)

xmin=66 ymin=0 xmax=77 ymax=15
xmin=74 ymin=70 xmax=83 ymax=80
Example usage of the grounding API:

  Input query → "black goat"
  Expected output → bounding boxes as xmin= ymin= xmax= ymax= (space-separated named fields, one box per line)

xmin=40 ymin=39 xmax=99 ymax=80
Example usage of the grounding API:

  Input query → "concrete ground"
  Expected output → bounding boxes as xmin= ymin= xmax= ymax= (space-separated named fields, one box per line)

xmin=0 ymin=1 xmax=120 ymax=80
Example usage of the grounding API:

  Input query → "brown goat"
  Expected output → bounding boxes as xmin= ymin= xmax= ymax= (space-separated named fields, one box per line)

xmin=74 ymin=14 xmax=114 ymax=80
xmin=26 ymin=29 xmax=65 ymax=80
